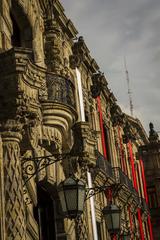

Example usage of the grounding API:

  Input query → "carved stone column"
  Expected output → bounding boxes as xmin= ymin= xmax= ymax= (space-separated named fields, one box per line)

xmin=44 ymin=19 xmax=63 ymax=74
xmin=1 ymin=122 xmax=26 ymax=239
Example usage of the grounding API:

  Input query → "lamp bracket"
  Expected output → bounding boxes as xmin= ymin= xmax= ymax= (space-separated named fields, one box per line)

xmin=21 ymin=153 xmax=70 ymax=186
xmin=22 ymin=154 xmax=116 ymax=204
xmin=85 ymin=183 xmax=116 ymax=200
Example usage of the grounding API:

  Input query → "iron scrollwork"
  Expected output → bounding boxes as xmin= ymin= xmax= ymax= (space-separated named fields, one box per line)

xmin=85 ymin=178 xmax=113 ymax=200
xmin=21 ymin=153 xmax=64 ymax=186
xmin=46 ymin=73 xmax=76 ymax=108
xmin=85 ymin=185 xmax=108 ymax=200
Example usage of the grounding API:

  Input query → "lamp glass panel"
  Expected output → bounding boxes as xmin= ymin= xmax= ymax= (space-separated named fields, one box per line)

xmin=78 ymin=187 xmax=86 ymax=211
xmin=123 ymin=236 xmax=130 ymax=240
xmin=64 ymin=189 xmax=77 ymax=211
xmin=58 ymin=189 xmax=67 ymax=213
xmin=64 ymin=177 xmax=76 ymax=185
xmin=105 ymin=214 xmax=112 ymax=230
xmin=112 ymin=212 xmax=120 ymax=229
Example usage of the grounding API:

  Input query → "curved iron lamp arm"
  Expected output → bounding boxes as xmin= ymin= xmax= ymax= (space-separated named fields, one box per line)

xmin=22 ymin=154 xmax=115 ymax=200
xmin=22 ymin=153 xmax=68 ymax=186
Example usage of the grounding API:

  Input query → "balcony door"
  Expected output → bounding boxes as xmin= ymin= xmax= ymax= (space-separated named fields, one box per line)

xmin=34 ymin=186 xmax=57 ymax=240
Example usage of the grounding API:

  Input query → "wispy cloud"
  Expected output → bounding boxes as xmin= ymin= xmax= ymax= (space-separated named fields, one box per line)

xmin=61 ymin=0 xmax=160 ymax=132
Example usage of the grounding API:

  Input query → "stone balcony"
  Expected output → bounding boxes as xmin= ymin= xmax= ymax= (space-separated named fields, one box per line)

xmin=0 ymin=47 xmax=77 ymax=146
xmin=41 ymin=73 xmax=77 ymax=143
xmin=0 ymin=47 xmax=46 ymax=120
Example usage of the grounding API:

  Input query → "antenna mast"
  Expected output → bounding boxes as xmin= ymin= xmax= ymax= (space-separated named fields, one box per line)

xmin=124 ymin=57 xmax=134 ymax=116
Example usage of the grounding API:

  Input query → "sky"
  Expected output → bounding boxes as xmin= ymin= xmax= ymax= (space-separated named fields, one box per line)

xmin=61 ymin=0 xmax=160 ymax=133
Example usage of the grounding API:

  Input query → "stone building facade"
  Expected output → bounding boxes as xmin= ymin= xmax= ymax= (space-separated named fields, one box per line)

xmin=0 ymin=0 xmax=154 ymax=239
xmin=140 ymin=123 xmax=160 ymax=240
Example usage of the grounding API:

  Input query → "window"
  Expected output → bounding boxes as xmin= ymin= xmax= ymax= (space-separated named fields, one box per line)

xmin=103 ymin=124 xmax=112 ymax=163
xmin=10 ymin=1 xmax=33 ymax=49
xmin=147 ymin=186 xmax=158 ymax=209
xmin=34 ymin=185 xmax=67 ymax=240
xmin=85 ymin=110 xmax=89 ymax=122
xmin=96 ymin=222 xmax=102 ymax=240
xmin=34 ymin=186 xmax=56 ymax=240
xmin=11 ymin=13 xmax=21 ymax=47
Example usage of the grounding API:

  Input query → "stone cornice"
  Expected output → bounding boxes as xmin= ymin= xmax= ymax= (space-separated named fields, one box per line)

xmin=53 ymin=0 xmax=78 ymax=38
xmin=125 ymin=114 xmax=149 ymax=144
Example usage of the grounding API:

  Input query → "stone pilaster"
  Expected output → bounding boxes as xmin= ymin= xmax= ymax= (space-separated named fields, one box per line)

xmin=1 ymin=122 xmax=26 ymax=240
xmin=0 ymin=136 xmax=5 ymax=240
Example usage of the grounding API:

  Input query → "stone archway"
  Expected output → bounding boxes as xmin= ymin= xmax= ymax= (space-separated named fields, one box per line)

xmin=10 ymin=0 xmax=45 ymax=66
xmin=10 ymin=1 xmax=33 ymax=48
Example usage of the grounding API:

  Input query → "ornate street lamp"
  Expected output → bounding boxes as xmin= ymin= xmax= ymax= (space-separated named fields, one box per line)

xmin=22 ymin=153 xmax=121 ymax=228
xmin=58 ymin=176 xmax=86 ymax=219
xmin=102 ymin=204 xmax=121 ymax=235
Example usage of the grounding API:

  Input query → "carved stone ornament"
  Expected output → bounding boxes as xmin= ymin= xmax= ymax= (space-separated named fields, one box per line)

xmin=69 ymin=54 xmax=82 ymax=70
xmin=69 ymin=36 xmax=86 ymax=69
xmin=91 ymin=72 xmax=106 ymax=98
xmin=149 ymin=122 xmax=159 ymax=142
xmin=110 ymin=104 xmax=124 ymax=127
xmin=44 ymin=19 xmax=63 ymax=74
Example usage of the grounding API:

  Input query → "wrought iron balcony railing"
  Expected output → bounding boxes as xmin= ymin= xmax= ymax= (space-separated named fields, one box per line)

xmin=46 ymin=73 xmax=76 ymax=109
xmin=112 ymin=167 xmax=138 ymax=196
xmin=95 ymin=150 xmax=114 ymax=179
